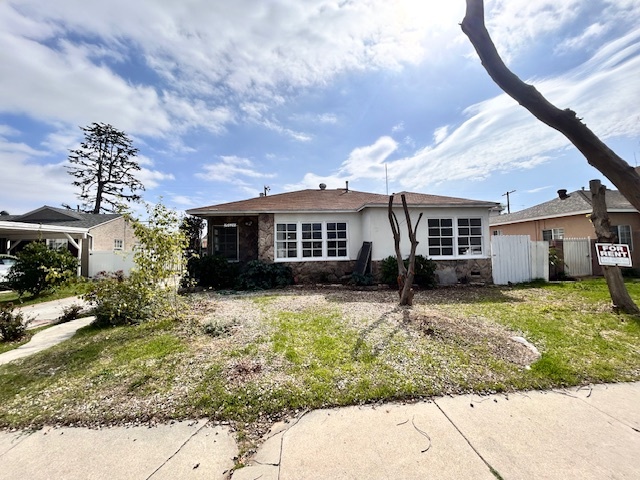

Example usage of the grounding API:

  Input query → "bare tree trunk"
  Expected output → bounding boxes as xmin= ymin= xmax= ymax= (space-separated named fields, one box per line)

xmin=388 ymin=194 xmax=423 ymax=306
xmin=589 ymin=180 xmax=639 ymax=315
xmin=461 ymin=0 xmax=640 ymax=213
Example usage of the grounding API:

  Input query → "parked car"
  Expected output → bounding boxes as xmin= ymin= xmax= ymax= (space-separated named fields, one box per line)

xmin=0 ymin=254 xmax=17 ymax=283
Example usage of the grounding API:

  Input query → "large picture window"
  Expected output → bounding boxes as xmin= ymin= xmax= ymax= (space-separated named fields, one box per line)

xmin=213 ymin=224 xmax=238 ymax=261
xmin=276 ymin=221 xmax=348 ymax=260
xmin=427 ymin=217 xmax=484 ymax=257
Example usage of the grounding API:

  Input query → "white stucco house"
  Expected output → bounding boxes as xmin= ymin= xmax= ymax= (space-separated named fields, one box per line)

xmin=187 ymin=185 xmax=500 ymax=284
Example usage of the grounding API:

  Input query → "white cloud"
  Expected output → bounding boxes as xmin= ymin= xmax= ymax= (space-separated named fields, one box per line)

xmin=292 ymin=27 xmax=640 ymax=192
xmin=433 ymin=126 xmax=449 ymax=145
xmin=391 ymin=122 xmax=405 ymax=133
xmin=526 ymin=186 xmax=552 ymax=194
xmin=196 ymin=156 xmax=276 ymax=184
xmin=555 ymin=23 xmax=608 ymax=54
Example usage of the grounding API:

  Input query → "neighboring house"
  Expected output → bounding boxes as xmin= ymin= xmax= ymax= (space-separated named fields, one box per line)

xmin=0 ymin=206 xmax=136 ymax=277
xmin=187 ymin=185 xmax=500 ymax=284
xmin=490 ymin=187 xmax=640 ymax=269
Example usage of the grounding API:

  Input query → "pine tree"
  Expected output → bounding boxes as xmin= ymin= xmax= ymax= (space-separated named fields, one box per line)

xmin=66 ymin=123 xmax=144 ymax=213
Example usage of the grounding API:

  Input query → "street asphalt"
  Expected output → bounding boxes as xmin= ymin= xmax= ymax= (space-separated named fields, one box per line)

xmin=0 ymin=297 xmax=639 ymax=479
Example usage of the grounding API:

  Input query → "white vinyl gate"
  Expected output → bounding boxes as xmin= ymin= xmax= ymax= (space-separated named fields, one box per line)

xmin=491 ymin=235 xmax=549 ymax=285
xmin=562 ymin=238 xmax=592 ymax=277
xmin=88 ymin=251 xmax=136 ymax=277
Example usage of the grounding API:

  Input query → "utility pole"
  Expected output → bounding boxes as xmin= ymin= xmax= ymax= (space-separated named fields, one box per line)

xmin=502 ymin=190 xmax=516 ymax=214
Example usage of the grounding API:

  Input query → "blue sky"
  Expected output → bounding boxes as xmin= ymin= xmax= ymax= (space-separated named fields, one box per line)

xmin=1 ymin=0 xmax=639 ymax=216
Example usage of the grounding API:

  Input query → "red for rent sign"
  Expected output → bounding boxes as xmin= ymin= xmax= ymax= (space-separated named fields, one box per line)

xmin=595 ymin=243 xmax=632 ymax=267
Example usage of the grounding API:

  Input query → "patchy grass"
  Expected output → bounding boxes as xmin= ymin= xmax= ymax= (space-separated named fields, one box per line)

xmin=0 ymin=279 xmax=639 ymax=436
xmin=0 ymin=282 xmax=87 ymax=308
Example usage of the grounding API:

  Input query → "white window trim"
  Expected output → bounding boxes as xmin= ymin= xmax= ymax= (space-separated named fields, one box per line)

xmin=113 ymin=239 xmax=124 ymax=251
xmin=427 ymin=216 xmax=486 ymax=259
xmin=274 ymin=221 xmax=349 ymax=261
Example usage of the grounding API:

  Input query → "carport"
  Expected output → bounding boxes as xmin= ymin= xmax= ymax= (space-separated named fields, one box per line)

xmin=0 ymin=221 xmax=90 ymax=276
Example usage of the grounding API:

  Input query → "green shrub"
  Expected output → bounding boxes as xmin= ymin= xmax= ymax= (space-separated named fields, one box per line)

xmin=379 ymin=255 xmax=438 ymax=289
xmin=85 ymin=273 xmax=156 ymax=327
xmin=351 ymin=272 xmax=374 ymax=286
xmin=0 ymin=303 xmax=30 ymax=342
xmin=183 ymin=255 xmax=239 ymax=289
xmin=56 ymin=304 xmax=84 ymax=324
xmin=236 ymin=260 xmax=293 ymax=290
xmin=7 ymin=242 xmax=78 ymax=297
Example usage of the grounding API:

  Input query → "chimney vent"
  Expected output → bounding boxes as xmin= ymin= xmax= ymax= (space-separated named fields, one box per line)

xmin=557 ymin=189 xmax=570 ymax=200
xmin=319 ymin=183 xmax=326 ymax=190
xmin=345 ymin=180 xmax=349 ymax=192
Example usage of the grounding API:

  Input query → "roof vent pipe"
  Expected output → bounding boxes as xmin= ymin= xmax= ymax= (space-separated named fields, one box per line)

xmin=345 ymin=180 xmax=349 ymax=192
xmin=557 ymin=189 xmax=570 ymax=200
xmin=319 ymin=183 xmax=326 ymax=190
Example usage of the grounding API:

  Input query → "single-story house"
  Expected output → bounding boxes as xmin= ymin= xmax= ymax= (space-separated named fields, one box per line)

xmin=187 ymin=185 xmax=500 ymax=284
xmin=490 ymin=187 xmax=640 ymax=269
xmin=0 ymin=206 xmax=137 ymax=277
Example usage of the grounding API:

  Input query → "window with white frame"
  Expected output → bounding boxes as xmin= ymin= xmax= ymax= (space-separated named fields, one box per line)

xmin=427 ymin=218 xmax=454 ymax=256
xmin=275 ymin=222 xmax=348 ymax=260
xmin=427 ymin=217 xmax=484 ymax=257
xmin=542 ymin=228 xmax=564 ymax=241
xmin=457 ymin=218 xmax=483 ymax=255
xmin=276 ymin=223 xmax=298 ymax=258
xmin=301 ymin=223 xmax=323 ymax=258
xmin=113 ymin=239 xmax=124 ymax=251
xmin=326 ymin=222 xmax=347 ymax=257
xmin=611 ymin=225 xmax=632 ymax=250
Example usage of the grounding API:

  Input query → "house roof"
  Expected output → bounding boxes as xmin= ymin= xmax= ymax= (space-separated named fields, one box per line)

xmin=187 ymin=188 xmax=499 ymax=216
xmin=490 ymin=188 xmax=637 ymax=226
xmin=3 ymin=206 xmax=122 ymax=229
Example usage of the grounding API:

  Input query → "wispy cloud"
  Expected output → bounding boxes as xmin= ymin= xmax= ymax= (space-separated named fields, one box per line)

xmin=196 ymin=156 xmax=276 ymax=184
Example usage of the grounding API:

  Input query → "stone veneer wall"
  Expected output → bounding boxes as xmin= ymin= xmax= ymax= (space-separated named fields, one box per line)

xmin=283 ymin=260 xmax=358 ymax=284
xmin=282 ymin=258 xmax=491 ymax=285
xmin=258 ymin=213 xmax=274 ymax=261
xmin=370 ymin=258 xmax=492 ymax=285
xmin=431 ymin=259 xmax=493 ymax=285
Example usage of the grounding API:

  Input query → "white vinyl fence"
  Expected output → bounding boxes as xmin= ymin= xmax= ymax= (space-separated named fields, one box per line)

xmin=88 ymin=251 xmax=136 ymax=277
xmin=491 ymin=235 xmax=549 ymax=285
xmin=562 ymin=238 xmax=593 ymax=277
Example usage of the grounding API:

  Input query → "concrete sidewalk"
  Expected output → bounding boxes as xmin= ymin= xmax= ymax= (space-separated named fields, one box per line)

xmin=233 ymin=382 xmax=640 ymax=480
xmin=0 ymin=316 xmax=95 ymax=365
xmin=1 ymin=383 xmax=638 ymax=479
xmin=16 ymin=296 xmax=88 ymax=329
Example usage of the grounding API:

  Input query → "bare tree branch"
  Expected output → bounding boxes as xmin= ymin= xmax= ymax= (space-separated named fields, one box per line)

xmin=461 ymin=0 xmax=640 ymax=212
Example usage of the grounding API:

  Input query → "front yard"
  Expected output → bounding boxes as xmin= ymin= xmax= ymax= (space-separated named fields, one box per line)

xmin=1 ymin=280 xmax=639 ymax=437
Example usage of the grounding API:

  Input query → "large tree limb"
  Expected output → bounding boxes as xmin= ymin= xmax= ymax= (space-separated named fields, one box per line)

xmin=589 ymin=180 xmax=639 ymax=314
xmin=461 ymin=0 xmax=640 ymax=212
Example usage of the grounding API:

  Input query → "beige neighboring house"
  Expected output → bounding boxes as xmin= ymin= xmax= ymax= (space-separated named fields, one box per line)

xmin=0 ymin=206 xmax=136 ymax=277
xmin=490 ymin=187 xmax=640 ymax=269
xmin=187 ymin=185 xmax=500 ymax=285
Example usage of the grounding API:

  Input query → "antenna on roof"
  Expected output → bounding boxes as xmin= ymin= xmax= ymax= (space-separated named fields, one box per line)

xmin=502 ymin=190 xmax=516 ymax=213
xmin=263 ymin=185 xmax=270 ymax=196
xmin=385 ymin=164 xmax=388 ymax=196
